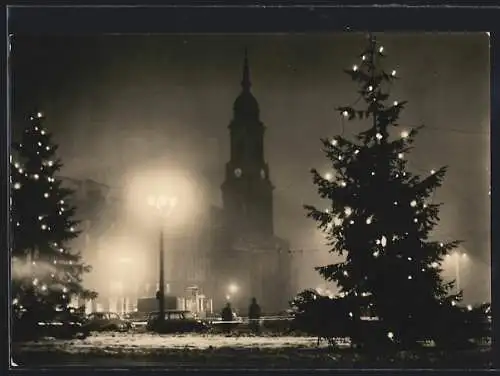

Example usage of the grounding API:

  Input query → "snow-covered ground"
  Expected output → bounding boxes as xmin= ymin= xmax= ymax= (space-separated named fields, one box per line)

xmin=11 ymin=332 xmax=491 ymax=369
xmin=14 ymin=332 xmax=329 ymax=354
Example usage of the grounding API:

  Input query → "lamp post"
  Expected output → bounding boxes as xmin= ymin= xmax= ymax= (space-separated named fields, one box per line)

xmin=227 ymin=283 xmax=239 ymax=302
xmin=148 ymin=195 xmax=177 ymax=323
xmin=118 ymin=257 xmax=132 ymax=314
xmin=448 ymin=251 xmax=467 ymax=294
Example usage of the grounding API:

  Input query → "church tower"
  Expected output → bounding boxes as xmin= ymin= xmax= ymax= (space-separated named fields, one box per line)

xmin=221 ymin=49 xmax=274 ymax=238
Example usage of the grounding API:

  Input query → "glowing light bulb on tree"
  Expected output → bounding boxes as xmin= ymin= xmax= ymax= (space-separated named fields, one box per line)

xmin=340 ymin=181 xmax=347 ymax=187
xmin=33 ymin=174 xmax=39 ymax=180
xmin=352 ymin=64 xmax=358 ymax=71
xmin=391 ymin=69 xmax=397 ymax=76
xmin=368 ymin=85 xmax=373 ymax=92
xmin=381 ymin=236 xmax=387 ymax=247
xmin=366 ymin=216 xmax=373 ymax=224
xmin=344 ymin=207 xmax=352 ymax=216
xmin=44 ymin=193 xmax=49 ymax=198
xmin=408 ymin=275 xmax=413 ymax=280
xmin=410 ymin=200 xmax=417 ymax=207
xmin=41 ymin=130 xmax=45 ymax=135
xmin=354 ymin=149 xmax=359 ymax=154
xmin=342 ymin=110 xmax=349 ymax=117
xmin=325 ymin=172 xmax=333 ymax=181
xmin=379 ymin=46 xmax=384 ymax=53
xmin=13 ymin=182 xmax=21 ymax=189
xmin=393 ymin=101 xmax=399 ymax=106
xmin=38 ymin=142 xmax=42 ymax=146
xmin=413 ymin=218 xmax=418 ymax=223
xmin=431 ymin=169 xmax=436 ymax=175
xmin=362 ymin=55 xmax=366 ymax=61
xmin=376 ymin=133 xmax=383 ymax=140
xmin=47 ymin=160 xmax=54 ymax=166
xmin=398 ymin=153 xmax=404 ymax=159
xmin=37 ymin=112 xmax=43 ymax=118
xmin=401 ymin=130 xmax=409 ymax=138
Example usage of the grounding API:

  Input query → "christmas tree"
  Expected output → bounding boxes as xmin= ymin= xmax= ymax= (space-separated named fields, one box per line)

xmin=10 ymin=112 xmax=96 ymax=326
xmin=304 ymin=35 xmax=465 ymax=349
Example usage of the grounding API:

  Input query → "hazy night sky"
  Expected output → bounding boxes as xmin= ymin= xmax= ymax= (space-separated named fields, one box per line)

xmin=10 ymin=33 xmax=490 ymax=302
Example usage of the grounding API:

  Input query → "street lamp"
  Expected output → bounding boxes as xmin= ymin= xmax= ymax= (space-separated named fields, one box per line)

xmin=447 ymin=251 xmax=467 ymax=294
xmin=228 ymin=283 xmax=239 ymax=294
xmin=147 ymin=195 xmax=177 ymax=323
xmin=117 ymin=257 xmax=134 ymax=313
xmin=226 ymin=283 xmax=239 ymax=301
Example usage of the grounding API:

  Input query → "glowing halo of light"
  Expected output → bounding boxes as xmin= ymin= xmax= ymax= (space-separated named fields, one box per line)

xmin=124 ymin=165 xmax=208 ymax=231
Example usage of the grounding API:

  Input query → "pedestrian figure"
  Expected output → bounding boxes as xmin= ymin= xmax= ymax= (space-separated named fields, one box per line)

xmin=221 ymin=302 xmax=233 ymax=334
xmin=248 ymin=297 xmax=261 ymax=335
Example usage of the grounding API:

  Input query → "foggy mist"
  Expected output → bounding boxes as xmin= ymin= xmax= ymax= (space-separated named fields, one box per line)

xmin=11 ymin=33 xmax=490 ymax=304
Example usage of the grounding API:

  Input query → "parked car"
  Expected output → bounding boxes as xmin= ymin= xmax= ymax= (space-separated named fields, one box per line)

xmin=13 ymin=309 xmax=90 ymax=341
xmin=146 ymin=310 xmax=210 ymax=334
xmin=123 ymin=311 xmax=149 ymax=330
xmin=86 ymin=312 xmax=132 ymax=332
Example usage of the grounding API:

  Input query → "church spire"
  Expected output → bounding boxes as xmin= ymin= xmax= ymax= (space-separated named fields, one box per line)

xmin=241 ymin=47 xmax=251 ymax=92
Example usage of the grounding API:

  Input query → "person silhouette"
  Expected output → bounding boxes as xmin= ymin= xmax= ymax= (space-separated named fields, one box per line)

xmin=248 ymin=297 xmax=261 ymax=334
xmin=221 ymin=302 xmax=233 ymax=334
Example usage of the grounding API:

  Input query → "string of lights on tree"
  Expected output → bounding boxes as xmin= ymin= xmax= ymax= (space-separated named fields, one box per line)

xmin=304 ymin=35 xmax=464 ymax=346
xmin=10 ymin=111 xmax=96 ymax=315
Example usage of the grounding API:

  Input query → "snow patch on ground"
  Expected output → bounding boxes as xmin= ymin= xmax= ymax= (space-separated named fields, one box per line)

xmin=15 ymin=332 xmax=328 ymax=354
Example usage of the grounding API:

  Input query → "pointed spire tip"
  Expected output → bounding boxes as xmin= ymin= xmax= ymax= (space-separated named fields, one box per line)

xmin=241 ymin=47 xmax=251 ymax=91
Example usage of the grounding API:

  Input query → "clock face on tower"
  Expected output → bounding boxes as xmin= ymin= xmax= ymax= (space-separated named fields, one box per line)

xmin=234 ymin=168 xmax=242 ymax=178
xmin=260 ymin=169 xmax=266 ymax=179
